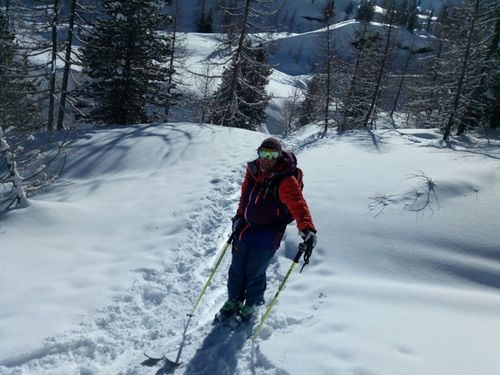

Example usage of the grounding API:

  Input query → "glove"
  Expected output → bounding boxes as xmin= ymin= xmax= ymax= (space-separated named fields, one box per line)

xmin=298 ymin=229 xmax=317 ymax=268
xmin=231 ymin=214 xmax=245 ymax=235
xmin=299 ymin=229 xmax=317 ymax=250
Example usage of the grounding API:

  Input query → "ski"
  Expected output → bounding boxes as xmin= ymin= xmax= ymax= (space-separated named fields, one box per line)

xmin=143 ymin=351 xmax=167 ymax=361
xmin=142 ymin=351 xmax=182 ymax=367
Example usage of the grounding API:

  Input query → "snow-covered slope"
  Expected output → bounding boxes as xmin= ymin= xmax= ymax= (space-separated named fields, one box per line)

xmin=267 ymin=20 xmax=436 ymax=75
xmin=1 ymin=124 xmax=500 ymax=374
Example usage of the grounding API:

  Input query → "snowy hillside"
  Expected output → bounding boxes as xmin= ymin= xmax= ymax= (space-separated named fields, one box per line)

xmin=1 ymin=124 xmax=500 ymax=374
xmin=174 ymin=0 xmax=454 ymax=33
xmin=266 ymin=20 xmax=435 ymax=75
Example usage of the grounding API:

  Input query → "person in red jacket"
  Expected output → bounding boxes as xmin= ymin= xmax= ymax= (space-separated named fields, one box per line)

xmin=219 ymin=137 xmax=317 ymax=321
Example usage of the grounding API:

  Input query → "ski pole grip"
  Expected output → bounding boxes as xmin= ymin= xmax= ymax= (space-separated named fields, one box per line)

xmin=228 ymin=231 xmax=235 ymax=243
xmin=293 ymin=244 xmax=305 ymax=263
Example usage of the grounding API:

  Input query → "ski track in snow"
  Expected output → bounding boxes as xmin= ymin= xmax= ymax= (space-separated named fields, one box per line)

xmin=0 ymin=153 xmax=293 ymax=375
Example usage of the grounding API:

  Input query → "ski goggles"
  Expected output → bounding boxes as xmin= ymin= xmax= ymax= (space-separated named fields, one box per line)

xmin=258 ymin=148 xmax=281 ymax=160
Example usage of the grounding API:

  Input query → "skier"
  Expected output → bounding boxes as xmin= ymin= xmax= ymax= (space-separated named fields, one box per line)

xmin=219 ymin=137 xmax=317 ymax=322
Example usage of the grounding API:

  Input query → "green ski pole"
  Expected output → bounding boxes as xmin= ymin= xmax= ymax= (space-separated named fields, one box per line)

xmin=188 ymin=232 xmax=234 ymax=317
xmin=251 ymin=244 xmax=306 ymax=340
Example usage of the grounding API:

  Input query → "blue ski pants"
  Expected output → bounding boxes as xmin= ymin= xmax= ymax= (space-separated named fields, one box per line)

xmin=227 ymin=239 xmax=275 ymax=306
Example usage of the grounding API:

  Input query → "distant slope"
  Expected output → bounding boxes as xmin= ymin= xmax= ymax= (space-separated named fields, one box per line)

xmin=267 ymin=20 xmax=436 ymax=75
xmin=175 ymin=0 xmax=454 ymax=33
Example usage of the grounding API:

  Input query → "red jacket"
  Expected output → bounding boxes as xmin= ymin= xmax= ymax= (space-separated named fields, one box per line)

xmin=236 ymin=152 xmax=316 ymax=249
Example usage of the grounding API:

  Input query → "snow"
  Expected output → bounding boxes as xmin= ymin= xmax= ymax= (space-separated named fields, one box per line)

xmin=1 ymin=123 xmax=500 ymax=374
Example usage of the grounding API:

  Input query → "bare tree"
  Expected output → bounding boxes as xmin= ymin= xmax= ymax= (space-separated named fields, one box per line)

xmin=195 ymin=62 xmax=217 ymax=124
xmin=321 ymin=0 xmax=335 ymax=134
xmin=340 ymin=0 xmax=374 ymax=131
xmin=423 ymin=0 xmax=499 ymax=140
xmin=442 ymin=0 xmax=481 ymax=140
xmin=164 ymin=0 xmax=183 ymax=122
xmin=281 ymin=86 xmax=302 ymax=136
xmin=390 ymin=35 xmax=416 ymax=118
xmin=362 ymin=0 xmax=397 ymax=128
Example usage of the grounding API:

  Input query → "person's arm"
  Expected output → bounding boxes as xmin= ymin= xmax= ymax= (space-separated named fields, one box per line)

xmin=278 ymin=176 xmax=316 ymax=232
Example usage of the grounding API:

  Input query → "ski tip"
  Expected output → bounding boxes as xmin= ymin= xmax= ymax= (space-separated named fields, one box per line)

xmin=143 ymin=352 xmax=165 ymax=361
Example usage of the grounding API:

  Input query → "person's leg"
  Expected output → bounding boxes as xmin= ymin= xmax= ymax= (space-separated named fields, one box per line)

xmin=227 ymin=240 xmax=248 ymax=302
xmin=244 ymin=245 xmax=275 ymax=306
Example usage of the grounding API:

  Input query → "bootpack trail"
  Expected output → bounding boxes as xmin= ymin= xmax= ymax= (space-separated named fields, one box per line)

xmin=0 ymin=136 xmax=296 ymax=375
xmin=141 ymin=136 xmax=314 ymax=374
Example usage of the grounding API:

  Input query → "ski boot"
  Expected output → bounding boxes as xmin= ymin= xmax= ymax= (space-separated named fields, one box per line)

xmin=214 ymin=298 xmax=242 ymax=323
xmin=234 ymin=304 xmax=255 ymax=324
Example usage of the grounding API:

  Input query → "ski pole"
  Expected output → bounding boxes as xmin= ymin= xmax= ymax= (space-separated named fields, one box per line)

xmin=188 ymin=232 xmax=235 ymax=317
xmin=251 ymin=244 xmax=305 ymax=340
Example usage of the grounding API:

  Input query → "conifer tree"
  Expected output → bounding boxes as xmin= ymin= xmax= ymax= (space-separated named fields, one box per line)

xmin=356 ymin=0 xmax=374 ymax=22
xmin=211 ymin=39 xmax=271 ymax=129
xmin=406 ymin=0 xmax=419 ymax=32
xmin=298 ymin=75 xmax=324 ymax=126
xmin=79 ymin=0 xmax=174 ymax=125
xmin=197 ymin=0 xmax=213 ymax=33
xmin=209 ymin=0 xmax=277 ymax=130
xmin=238 ymin=43 xmax=272 ymax=128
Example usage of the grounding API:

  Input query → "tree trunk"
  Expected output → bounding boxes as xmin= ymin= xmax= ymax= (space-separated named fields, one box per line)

xmin=341 ymin=20 xmax=369 ymax=131
xmin=56 ymin=0 xmax=77 ymax=131
xmin=442 ymin=0 xmax=480 ymax=140
xmin=324 ymin=21 xmax=331 ymax=134
xmin=47 ymin=0 xmax=60 ymax=134
xmin=164 ymin=0 xmax=179 ymax=122
xmin=390 ymin=38 xmax=413 ymax=118
xmin=362 ymin=0 xmax=395 ymax=128
xmin=5 ymin=0 xmax=10 ymax=25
